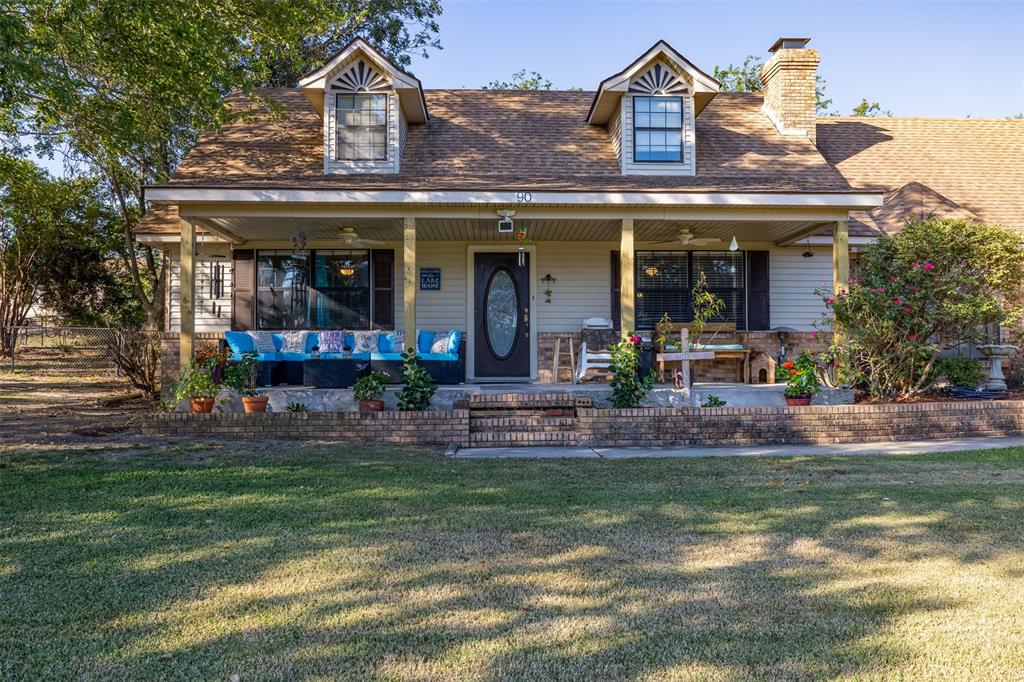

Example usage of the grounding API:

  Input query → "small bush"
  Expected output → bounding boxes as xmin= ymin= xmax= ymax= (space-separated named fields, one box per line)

xmin=609 ymin=333 xmax=655 ymax=408
xmin=935 ymin=357 xmax=986 ymax=389
xmin=285 ymin=402 xmax=308 ymax=412
xmin=397 ymin=348 xmax=436 ymax=411
xmin=701 ymin=395 xmax=726 ymax=408
xmin=353 ymin=370 xmax=388 ymax=402
xmin=108 ymin=327 xmax=160 ymax=399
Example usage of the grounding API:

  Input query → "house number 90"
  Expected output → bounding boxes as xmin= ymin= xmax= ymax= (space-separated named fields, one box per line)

xmin=515 ymin=191 xmax=532 ymax=203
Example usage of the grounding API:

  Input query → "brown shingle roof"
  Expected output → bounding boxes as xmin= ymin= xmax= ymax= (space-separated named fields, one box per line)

xmin=817 ymin=117 xmax=1024 ymax=231
xmin=159 ymin=88 xmax=853 ymax=193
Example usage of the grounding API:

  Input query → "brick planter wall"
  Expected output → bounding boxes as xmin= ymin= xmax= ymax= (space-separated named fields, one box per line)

xmin=142 ymin=410 xmax=470 ymax=446
xmin=142 ymin=400 xmax=1024 ymax=450
xmin=160 ymin=332 xmax=223 ymax=399
xmin=577 ymin=400 xmax=1024 ymax=447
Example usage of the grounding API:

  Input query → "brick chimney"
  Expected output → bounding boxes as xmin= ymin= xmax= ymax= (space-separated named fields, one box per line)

xmin=760 ymin=37 xmax=820 ymax=143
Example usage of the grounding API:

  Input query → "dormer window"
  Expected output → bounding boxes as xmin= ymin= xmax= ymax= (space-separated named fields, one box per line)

xmin=633 ymin=96 xmax=682 ymax=162
xmin=336 ymin=93 xmax=388 ymax=161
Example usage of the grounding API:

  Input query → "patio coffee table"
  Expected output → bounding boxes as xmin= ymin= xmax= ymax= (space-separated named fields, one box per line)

xmin=302 ymin=358 xmax=370 ymax=388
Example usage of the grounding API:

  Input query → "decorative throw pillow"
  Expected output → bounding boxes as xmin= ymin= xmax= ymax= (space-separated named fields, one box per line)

xmin=248 ymin=331 xmax=277 ymax=354
xmin=280 ymin=330 xmax=309 ymax=353
xmin=353 ymin=330 xmax=379 ymax=354
xmin=430 ymin=330 xmax=454 ymax=354
xmin=318 ymin=329 xmax=347 ymax=353
xmin=392 ymin=329 xmax=406 ymax=352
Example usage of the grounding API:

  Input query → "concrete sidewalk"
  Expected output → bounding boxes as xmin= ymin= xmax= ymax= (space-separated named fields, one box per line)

xmin=452 ymin=437 xmax=1024 ymax=459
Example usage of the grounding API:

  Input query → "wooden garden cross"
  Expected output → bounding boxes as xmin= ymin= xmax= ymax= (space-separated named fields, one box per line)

xmin=657 ymin=327 xmax=714 ymax=398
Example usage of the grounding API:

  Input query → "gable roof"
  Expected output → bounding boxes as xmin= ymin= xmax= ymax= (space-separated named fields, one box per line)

xmin=817 ymin=117 xmax=1024 ymax=231
xmin=587 ymin=40 xmax=721 ymax=124
xmin=155 ymin=88 xmax=853 ymax=194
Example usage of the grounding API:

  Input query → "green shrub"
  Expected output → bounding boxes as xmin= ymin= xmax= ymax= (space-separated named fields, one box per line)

xmin=353 ymin=370 xmax=388 ymax=402
xmin=935 ymin=357 xmax=985 ymax=389
xmin=819 ymin=218 xmax=1024 ymax=400
xmin=397 ymin=348 xmax=437 ymax=411
xmin=609 ymin=333 xmax=655 ymax=408
xmin=285 ymin=402 xmax=308 ymax=413
xmin=174 ymin=358 xmax=217 ymax=401
xmin=701 ymin=395 xmax=726 ymax=408
xmin=777 ymin=352 xmax=821 ymax=398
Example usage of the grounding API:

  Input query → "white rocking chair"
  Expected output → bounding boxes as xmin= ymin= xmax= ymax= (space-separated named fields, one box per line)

xmin=575 ymin=341 xmax=613 ymax=382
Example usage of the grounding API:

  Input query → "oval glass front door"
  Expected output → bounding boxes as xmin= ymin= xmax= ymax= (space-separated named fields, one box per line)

xmin=484 ymin=268 xmax=518 ymax=359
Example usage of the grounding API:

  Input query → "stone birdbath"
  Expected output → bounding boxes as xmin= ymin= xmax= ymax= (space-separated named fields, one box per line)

xmin=977 ymin=344 xmax=1019 ymax=391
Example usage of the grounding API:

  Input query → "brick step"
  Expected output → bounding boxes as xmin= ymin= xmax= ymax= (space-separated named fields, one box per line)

xmin=469 ymin=430 xmax=578 ymax=446
xmin=466 ymin=392 xmax=576 ymax=410
xmin=471 ymin=415 xmax=576 ymax=427
xmin=468 ymin=408 xmax=574 ymax=418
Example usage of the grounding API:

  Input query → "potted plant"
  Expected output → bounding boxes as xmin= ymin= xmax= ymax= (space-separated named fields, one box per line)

xmin=353 ymin=370 xmax=389 ymax=412
xmin=175 ymin=358 xmax=218 ymax=413
xmin=224 ymin=352 xmax=268 ymax=413
xmin=777 ymin=351 xmax=820 ymax=406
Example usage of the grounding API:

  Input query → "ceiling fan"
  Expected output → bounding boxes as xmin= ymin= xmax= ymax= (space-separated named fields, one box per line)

xmin=339 ymin=226 xmax=385 ymax=247
xmin=652 ymin=228 xmax=723 ymax=247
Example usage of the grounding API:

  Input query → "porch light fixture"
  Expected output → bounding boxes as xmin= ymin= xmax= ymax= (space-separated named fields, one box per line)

xmin=338 ymin=263 xmax=355 ymax=277
xmin=290 ymin=231 xmax=308 ymax=250
xmin=729 ymin=234 xmax=739 ymax=251
xmin=644 ymin=266 xmax=659 ymax=277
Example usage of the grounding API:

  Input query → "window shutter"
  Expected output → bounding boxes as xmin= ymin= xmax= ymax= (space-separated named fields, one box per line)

xmin=371 ymin=249 xmax=395 ymax=329
xmin=231 ymin=249 xmax=254 ymax=331
xmin=610 ymin=250 xmax=620 ymax=330
xmin=746 ymin=251 xmax=770 ymax=331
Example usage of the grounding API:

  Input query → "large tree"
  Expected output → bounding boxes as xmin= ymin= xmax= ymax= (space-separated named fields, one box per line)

xmin=0 ymin=155 xmax=109 ymax=352
xmin=0 ymin=0 xmax=441 ymax=329
xmin=483 ymin=70 xmax=582 ymax=91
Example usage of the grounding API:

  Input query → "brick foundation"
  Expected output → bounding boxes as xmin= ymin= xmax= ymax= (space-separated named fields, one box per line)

xmin=142 ymin=410 xmax=469 ymax=446
xmin=142 ymin=399 xmax=1024 ymax=450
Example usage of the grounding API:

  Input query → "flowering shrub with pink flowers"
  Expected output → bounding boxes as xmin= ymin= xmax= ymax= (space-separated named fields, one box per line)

xmin=608 ymin=332 xmax=655 ymax=408
xmin=817 ymin=218 xmax=1024 ymax=400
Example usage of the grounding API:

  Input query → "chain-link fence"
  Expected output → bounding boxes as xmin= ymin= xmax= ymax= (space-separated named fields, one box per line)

xmin=1 ymin=326 xmax=121 ymax=375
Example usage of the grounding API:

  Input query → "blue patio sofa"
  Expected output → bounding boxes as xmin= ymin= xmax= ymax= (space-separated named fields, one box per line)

xmin=222 ymin=330 xmax=465 ymax=386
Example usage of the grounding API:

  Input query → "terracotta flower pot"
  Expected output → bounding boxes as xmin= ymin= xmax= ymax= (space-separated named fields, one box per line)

xmin=785 ymin=395 xmax=812 ymax=407
xmin=359 ymin=399 xmax=384 ymax=413
xmin=242 ymin=395 xmax=269 ymax=413
xmin=189 ymin=397 xmax=215 ymax=413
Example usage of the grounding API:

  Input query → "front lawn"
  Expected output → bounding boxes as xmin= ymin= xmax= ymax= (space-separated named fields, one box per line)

xmin=1 ymin=444 xmax=1022 ymax=680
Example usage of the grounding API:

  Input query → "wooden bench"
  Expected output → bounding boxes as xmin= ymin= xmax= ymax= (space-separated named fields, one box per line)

xmin=656 ymin=322 xmax=751 ymax=383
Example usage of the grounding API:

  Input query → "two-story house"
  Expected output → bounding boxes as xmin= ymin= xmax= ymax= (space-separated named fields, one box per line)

xmin=137 ymin=36 xmax=1023 ymax=384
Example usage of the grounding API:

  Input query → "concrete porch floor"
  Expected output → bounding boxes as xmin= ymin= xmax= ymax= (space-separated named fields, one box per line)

xmin=244 ymin=381 xmax=852 ymax=412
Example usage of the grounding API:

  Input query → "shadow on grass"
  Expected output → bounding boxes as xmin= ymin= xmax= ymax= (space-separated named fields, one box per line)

xmin=1 ymin=445 xmax=1022 ymax=679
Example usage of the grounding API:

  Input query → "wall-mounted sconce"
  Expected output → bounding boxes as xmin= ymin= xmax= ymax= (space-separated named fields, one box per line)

xmin=802 ymin=251 xmax=814 ymax=258
xmin=644 ymin=266 xmax=659 ymax=277
xmin=541 ymin=274 xmax=557 ymax=285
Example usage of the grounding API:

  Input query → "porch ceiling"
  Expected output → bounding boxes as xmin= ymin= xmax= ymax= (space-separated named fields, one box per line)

xmin=197 ymin=216 xmax=834 ymax=245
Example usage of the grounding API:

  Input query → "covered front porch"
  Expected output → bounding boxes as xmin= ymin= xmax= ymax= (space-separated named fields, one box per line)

xmin=145 ymin=197 xmax=870 ymax=386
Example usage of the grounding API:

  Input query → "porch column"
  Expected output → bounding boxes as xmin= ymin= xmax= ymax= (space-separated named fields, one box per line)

xmin=832 ymin=218 xmax=849 ymax=294
xmin=619 ymin=219 xmax=635 ymax=333
xmin=179 ymin=217 xmax=196 ymax=368
xmin=403 ymin=216 xmax=416 ymax=342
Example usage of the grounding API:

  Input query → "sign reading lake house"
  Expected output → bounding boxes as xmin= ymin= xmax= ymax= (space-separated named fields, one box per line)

xmin=419 ymin=267 xmax=441 ymax=291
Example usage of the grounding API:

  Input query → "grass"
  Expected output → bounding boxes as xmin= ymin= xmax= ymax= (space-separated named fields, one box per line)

xmin=1 ymin=444 xmax=1022 ymax=680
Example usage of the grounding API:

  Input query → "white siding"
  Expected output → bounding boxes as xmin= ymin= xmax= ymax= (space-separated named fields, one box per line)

xmin=768 ymin=246 xmax=832 ymax=330
xmin=167 ymin=245 xmax=232 ymax=333
xmin=535 ymin=242 xmax=614 ymax=332
xmin=608 ymin=100 xmax=622 ymax=166
xmin=620 ymin=94 xmax=696 ymax=176
xmin=394 ymin=242 xmax=467 ymax=331
xmin=324 ymin=90 xmax=401 ymax=174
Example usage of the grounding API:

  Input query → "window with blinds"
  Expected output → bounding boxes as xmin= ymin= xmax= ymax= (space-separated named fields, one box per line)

xmin=636 ymin=251 xmax=689 ymax=330
xmin=632 ymin=250 xmax=746 ymax=329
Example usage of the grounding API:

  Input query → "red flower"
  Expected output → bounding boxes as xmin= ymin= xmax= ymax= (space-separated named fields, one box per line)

xmin=923 ymin=263 xmax=934 ymax=271
xmin=788 ymin=369 xmax=798 ymax=376
xmin=782 ymin=361 xmax=795 ymax=369
xmin=908 ymin=334 xmax=918 ymax=341
xmin=904 ymin=306 xmax=912 ymax=313
xmin=629 ymin=335 xmax=641 ymax=344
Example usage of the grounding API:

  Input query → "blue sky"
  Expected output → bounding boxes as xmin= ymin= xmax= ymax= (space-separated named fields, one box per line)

xmin=408 ymin=0 xmax=1024 ymax=117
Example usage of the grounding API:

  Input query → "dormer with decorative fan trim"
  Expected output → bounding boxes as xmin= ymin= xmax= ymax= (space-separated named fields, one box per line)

xmin=588 ymin=41 xmax=720 ymax=176
xmin=298 ymin=38 xmax=428 ymax=174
